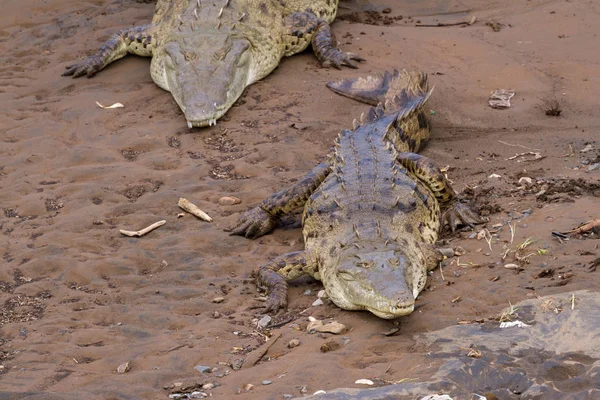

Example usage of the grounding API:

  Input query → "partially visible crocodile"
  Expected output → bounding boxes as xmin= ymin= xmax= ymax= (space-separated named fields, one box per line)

xmin=228 ymin=70 xmax=481 ymax=319
xmin=63 ymin=0 xmax=363 ymax=128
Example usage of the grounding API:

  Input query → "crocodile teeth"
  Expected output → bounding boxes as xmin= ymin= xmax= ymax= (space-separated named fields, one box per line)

xmin=187 ymin=120 xmax=193 ymax=129
xmin=208 ymin=118 xmax=217 ymax=127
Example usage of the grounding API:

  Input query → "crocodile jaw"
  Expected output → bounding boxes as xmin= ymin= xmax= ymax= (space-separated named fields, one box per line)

xmin=162 ymin=36 xmax=251 ymax=128
xmin=325 ymin=248 xmax=419 ymax=319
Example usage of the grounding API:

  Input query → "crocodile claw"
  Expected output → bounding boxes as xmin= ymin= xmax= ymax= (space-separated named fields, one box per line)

xmin=322 ymin=51 xmax=365 ymax=70
xmin=226 ymin=206 xmax=278 ymax=239
xmin=443 ymin=202 xmax=483 ymax=233
xmin=264 ymin=285 xmax=288 ymax=313
xmin=62 ymin=55 xmax=105 ymax=78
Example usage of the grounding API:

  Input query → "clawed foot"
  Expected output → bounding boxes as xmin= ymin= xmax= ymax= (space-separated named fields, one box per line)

xmin=442 ymin=201 xmax=483 ymax=233
xmin=226 ymin=206 xmax=278 ymax=239
xmin=264 ymin=283 xmax=288 ymax=313
xmin=321 ymin=50 xmax=365 ymax=69
xmin=62 ymin=55 xmax=104 ymax=78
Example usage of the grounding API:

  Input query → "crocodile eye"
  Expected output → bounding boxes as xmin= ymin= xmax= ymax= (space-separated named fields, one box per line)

xmin=388 ymin=257 xmax=400 ymax=266
xmin=338 ymin=272 xmax=355 ymax=281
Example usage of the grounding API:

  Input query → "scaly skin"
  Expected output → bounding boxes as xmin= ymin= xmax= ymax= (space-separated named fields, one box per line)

xmin=229 ymin=70 xmax=482 ymax=319
xmin=62 ymin=0 xmax=363 ymax=128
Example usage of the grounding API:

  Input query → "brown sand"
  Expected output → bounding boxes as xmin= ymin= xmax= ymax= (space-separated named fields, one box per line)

xmin=1 ymin=0 xmax=599 ymax=398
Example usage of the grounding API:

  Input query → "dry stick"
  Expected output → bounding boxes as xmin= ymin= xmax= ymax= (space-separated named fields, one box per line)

xmin=415 ymin=16 xmax=477 ymax=27
xmin=243 ymin=333 xmax=282 ymax=368
xmin=120 ymin=220 xmax=166 ymax=237
xmin=509 ymin=222 xmax=516 ymax=245
xmin=563 ymin=219 xmax=600 ymax=234
xmin=178 ymin=198 xmax=213 ymax=222
xmin=439 ymin=262 xmax=445 ymax=281
xmin=497 ymin=140 xmax=540 ymax=151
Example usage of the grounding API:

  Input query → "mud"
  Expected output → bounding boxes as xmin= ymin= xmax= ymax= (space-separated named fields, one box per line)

xmin=0 ymin=0 xmax=599 ymax=398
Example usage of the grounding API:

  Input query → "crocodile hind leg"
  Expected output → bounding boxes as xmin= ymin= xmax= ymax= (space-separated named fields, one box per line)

xmin=397 ymin=152 xmax=482 ymax=232
xmin=257 ymin=250 xmax=317 ymax=312
xmin=63 ymin=24 xmax=154 ymax=78
xmin=283 ymin=12 xmax=364 ymax=69
xmin=227 ymin=162 xmax=331 ymax=239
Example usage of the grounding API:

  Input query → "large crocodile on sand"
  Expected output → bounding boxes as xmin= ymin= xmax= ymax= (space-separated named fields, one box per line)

xmin=63 ymin=0 xmax=362 ymax=128
xmin=228 ymin=70 xmax=482 ymax=319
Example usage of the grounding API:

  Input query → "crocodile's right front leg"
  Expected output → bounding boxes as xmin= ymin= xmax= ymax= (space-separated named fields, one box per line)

xmin=257 ymin=250 xmax=317 ymax=312
xmin=227 ymin=162 xmax=331 ymax=239
xmin=63 ymin=24 xmax=154 ymax=78
xmin=283 ymin=12 xmax=364 ymax=69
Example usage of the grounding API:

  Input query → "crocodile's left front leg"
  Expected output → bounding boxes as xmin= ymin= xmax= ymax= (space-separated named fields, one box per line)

xmin=257 ymin=250 xmax=318 ymax=312
xmin=227 ymin=162 xmax=331 ymax=239
xmin=397 ymin=152 xmax=483 ymax=232
xmin=283 ymin=12 xmax=364 ymax=69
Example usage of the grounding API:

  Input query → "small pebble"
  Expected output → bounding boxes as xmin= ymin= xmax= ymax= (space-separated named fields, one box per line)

xmin=438 ymin=248 xmax=455 ymax=258
xmin=312 ymin=298 xmax=324 ymax=306
xmin=202 ymin=383 xmax=215 ymax=390
xmin=212 ymin=296 xmax=225 ymax=303
xmin=116 ymin=361 xmax=131 ymax=374
xmin=518 ymin=177 xmax=533 ymax=186
xmin=244 ymin=383 xmax=254 ymax=391
xmin=194 ymin=365 xmax=212 ymax=373
xmin=320 ymin=339 xmax=341 ymax=353
xmin=588 ymin=163 xmax=600 ymax=171
xmin=382 ymin=7 xmax=392 ymax=13
xmin=219 ymin=196 xmax=241 ymax=205
xmin=213 ymin=311 xmax=221 ymax=318
xmin=283 ymin=395 xmax=293 ymax=399
xmin=504 ymin=263 xmax=521 ymax=270
xmin=262 ymin=380 xmax=273 ymax=385
xmin=454 ymin=246 xmax=466 ymax=256
xmin=317 ymin=290 xmax=327 ymax=298
xmin=303 ymin=289 xmax=312 ymax=295
xmin=522 ymin=208 xmax=533 ymax=216
xmin=287 ymin=338 xmax=301 ymax=348
xmin=258 ymin=315 xmax=272 ymax=328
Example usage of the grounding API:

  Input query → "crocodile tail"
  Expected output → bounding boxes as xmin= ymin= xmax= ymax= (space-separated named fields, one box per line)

xmin=385 ymin=84 xmax=435 ymax=153
xmin=326 ymin=69 xmax=429 ymax=106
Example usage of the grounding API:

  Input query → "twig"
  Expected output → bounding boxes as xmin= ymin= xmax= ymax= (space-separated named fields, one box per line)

xmin=243 ymin=333 xmax=282 ymax=368
xmin=562 ymin=219 xmax=600 ymax=234
xmin=119 ymin=220 xmax=166 ymax=237
xmin=497 ymin=140 xmax=539 ymax=151
xmin=571 ymin=293 xmax=575 ymax=310
xmin=484 ymin=229 xmax=493 ymax=252
xmin=509 ymin=222 xmax=516 ymax=245
xmin=266 ymin=315 xmax=295 ymax=329
xmin=178 ymin=198 xmax=213 ymax=222
xmin=415 ymin=16 xmax=477 ymax=27
xmin=439 ymin=262 xmax=445 ymax=281
xmin=162 ymin=344 xmax=187 ymax=354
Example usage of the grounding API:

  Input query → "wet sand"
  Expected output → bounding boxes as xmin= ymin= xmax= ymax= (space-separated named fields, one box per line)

xmin=0 ymin=0 xmax=599 ymax=398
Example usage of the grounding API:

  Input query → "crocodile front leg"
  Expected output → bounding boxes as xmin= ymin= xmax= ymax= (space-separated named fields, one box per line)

xmin=283 ymin=12 xmax=364 ymax=69
xmin=257 ymin=250 xmax=317 ymax=312
xmin=227 ymin=162 xmax=331 ymax=239
xmin=63 ymin=24 xmax=154 ymax=78
xmin=397 ymin=152 xmax=483 ymax=232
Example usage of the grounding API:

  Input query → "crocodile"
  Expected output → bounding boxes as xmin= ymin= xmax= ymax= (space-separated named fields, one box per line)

xmin=62 ymin=0 xmax=363 ymax=128
xmin=228 ymin=70 xmax=482 ymax=319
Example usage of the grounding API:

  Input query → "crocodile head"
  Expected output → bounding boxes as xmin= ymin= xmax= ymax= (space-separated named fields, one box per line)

xmin=162 ymin=34 xmax=252 ymax=128
xmin=325 ymin=245 xmax=425 ymax=319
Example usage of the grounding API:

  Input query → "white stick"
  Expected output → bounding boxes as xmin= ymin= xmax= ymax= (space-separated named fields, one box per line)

xmin=178 ymin=198 xmax=213 ymax=222
xmin=120 ymin=220 xmax=166 ymax=237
